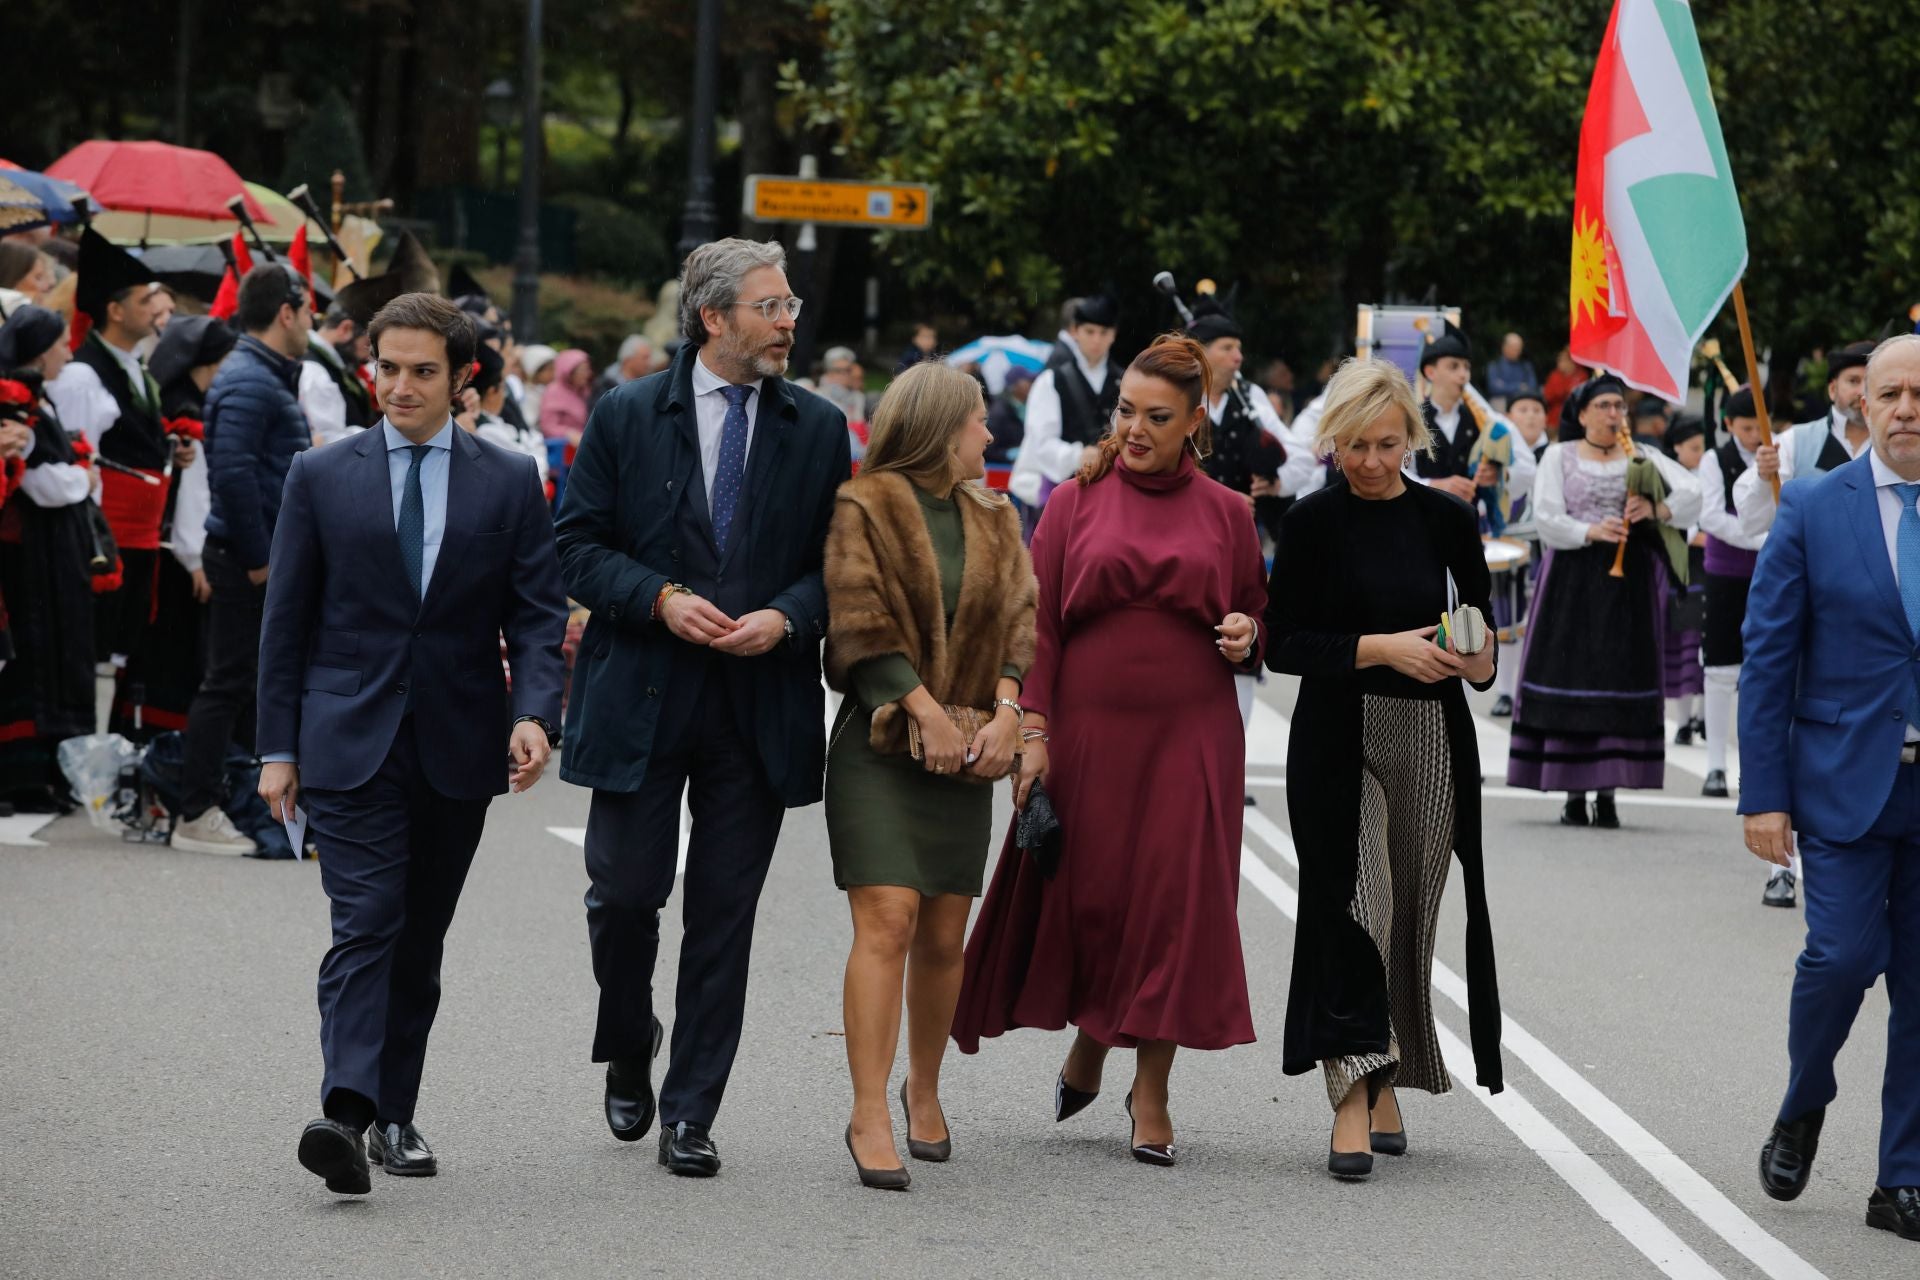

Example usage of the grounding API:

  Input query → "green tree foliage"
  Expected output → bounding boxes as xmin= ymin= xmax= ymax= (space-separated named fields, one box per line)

xmin=794 ymin=0 xmax=1918 ymax=371
xmin=279 ymin=90 xmax=376 ymax=206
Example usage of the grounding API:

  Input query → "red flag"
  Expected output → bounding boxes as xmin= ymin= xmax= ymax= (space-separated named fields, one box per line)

xmin=209 ymin=232 xmax=254 ymax=321
xmin=288 ymin=224 xmax=317 ymax=311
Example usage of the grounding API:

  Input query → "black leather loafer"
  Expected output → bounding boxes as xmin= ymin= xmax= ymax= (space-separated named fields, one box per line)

xmin=1592 ymin=795 xmax=1621 ymax=829
xmin=1762 ymin=871 xmax=1798 ymax=909
xmin=1759 ymin=1107 xmax=1824 ymax=1201
xmin=659 ymin=1121 xmax=721 ymax=1177
xmin=1868 ymin=1185 xmax=1920 ymax=1241
xmin=298 ymin=1117 xmax=371 ymax=1195
xmin=368 ymin=1121 xmax=436 ymax=1176
xmin=1490 ymin=694 xmax=1513 ymax=718
xmin=605 ymin=1014 xmax=665 ymax=1142
xmin=1560 ymin=796 xmax=1591 ymax=827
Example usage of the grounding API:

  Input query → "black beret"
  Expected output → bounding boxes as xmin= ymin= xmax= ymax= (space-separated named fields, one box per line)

xmin=1070 ymin=295 xmax=1118 ymax=328
xmin=1721 ymin=386 xmax=1758 ymax=419
xmin=0 ymin=304 xmax=67 ymax=371
xmin=1186 ymin=298 xmax=1242 ymax=345
xmin=1828 ymin=340 xmax=1875 ymax=376
xmin=1419 ymin=322 xmax=1471 ymax=370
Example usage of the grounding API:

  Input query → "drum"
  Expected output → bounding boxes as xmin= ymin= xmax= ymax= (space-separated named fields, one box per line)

xmin=1484 ymin=537 xmax=1531 ymax=644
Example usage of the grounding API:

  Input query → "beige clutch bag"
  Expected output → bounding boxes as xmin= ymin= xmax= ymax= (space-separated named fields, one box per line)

xmin=906 ymin=705 xmax=1021 ymax=782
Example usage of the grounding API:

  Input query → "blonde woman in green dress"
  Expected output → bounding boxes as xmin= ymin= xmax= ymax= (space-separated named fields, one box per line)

xmin=823 ymin=363 xmax=1037 ymax=1189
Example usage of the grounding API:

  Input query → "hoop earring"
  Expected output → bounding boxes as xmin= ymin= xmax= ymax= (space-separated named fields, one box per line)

xmin=1186 ymin=434 xmax=1205 ymax=461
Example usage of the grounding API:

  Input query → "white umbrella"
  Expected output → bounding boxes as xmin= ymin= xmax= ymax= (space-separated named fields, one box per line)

xmin=945 ymin=335 xmax=1052 ymax=393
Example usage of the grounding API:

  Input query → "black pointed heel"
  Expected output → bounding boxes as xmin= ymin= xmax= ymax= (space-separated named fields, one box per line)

xmin=844 ymin=1125 xmax=910 ymax=1191
xmin=1370 ymin=1123 xmax=1408 ymax=1156
xmin=1124 ymin=1092 xmax=1176 ymax=1167
xmin=900 ymin=1082 xmax=951 ymax=1162
xmin=1054 ymin=1071 xmax=1099 ymax=1123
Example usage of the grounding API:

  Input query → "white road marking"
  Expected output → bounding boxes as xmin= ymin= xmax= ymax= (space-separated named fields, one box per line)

xmin=0 ymin=813 xmax=60 ymax=847
xmin=1245 ymin=776 xmax=1738 ymax=813
xmin=1239 ymin=821 xmax=1825 ymax=1280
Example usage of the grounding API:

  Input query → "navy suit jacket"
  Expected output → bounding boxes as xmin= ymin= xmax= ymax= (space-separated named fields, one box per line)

xmin=257 ymin=424 xmax=569 ymax=799
xmin=1740 ymin=454 xmax=1915 ymax=842
xmin=555 ymin=345 xmax=851 ymax=804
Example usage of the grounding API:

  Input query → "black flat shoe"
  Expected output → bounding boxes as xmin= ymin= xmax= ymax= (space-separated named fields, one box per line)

xmin=1701 ymin=769 xmax=1729 ymax=798
xmin=1759 ymin=1107 xmax=1824 ymax=1201
xmin=368 ymin=1120 xmax=436 ymax=1176
xmin=1490 ymin=694 xmax=1513 ymax=718
xmin=1560 ymin=795 xmax=1590 ymax=827
xmin=1592 ymin=795 xmax=1620 ymax=829
xmin=605 ymin=1014 xmax=664 ymax=1142
xmin=1763 ymin=871 xmax=1798 ymax=909
xmin=1868 ymin=1185 xmax=1920 ymax=1241
xmin=1124 ymin=1093 xmax=1175 ymax=1167
xmin=1673 ymin=721 xmax=1694 ymax=746
xmin=844 ymin=1125 xmax=911 ymax=1190
xmin=899 ymin=1082 xmax=951 ymax=1162
xmin=298 ymin=1117 xmax=371 ymax=1195
xmin=1054 ymin=1071 xmax=1099 ymax=1123
xmin=659 ymin=1121 xmax=721 ymax=1177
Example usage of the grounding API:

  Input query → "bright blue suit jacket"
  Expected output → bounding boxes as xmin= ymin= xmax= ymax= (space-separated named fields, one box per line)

xmin=1739 ymin=453 xmax=1916 ymax=843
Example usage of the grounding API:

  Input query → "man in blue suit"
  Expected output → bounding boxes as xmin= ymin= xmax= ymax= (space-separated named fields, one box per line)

xmin=1742 ymin=333 xmax=1920 ymax=1242
xmin=556 ymin=238 xmax=849 ymax=1178
xmin=256 ymin=292 xmax=568 ymax=1195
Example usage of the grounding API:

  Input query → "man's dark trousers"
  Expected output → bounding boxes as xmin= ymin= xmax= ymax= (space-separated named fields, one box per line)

xmin=304 ymin=713 xmax=490 ymax=1125
xmin=1780 ymin=761 xmax=1920 ymax=1189
xmin=180 ymin=536 xmax=263 ymax=818
xmin=584 ymin=669 xmax=784 ymax=1129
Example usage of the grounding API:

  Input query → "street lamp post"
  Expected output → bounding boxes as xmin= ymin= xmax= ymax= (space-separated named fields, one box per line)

xmin=511 ymin=0 xmax=544 ymax=341
xmin=677 ymin=0 xmax=722 ymax=259
xmin=484 ymin=79 xmax=515 ymax=190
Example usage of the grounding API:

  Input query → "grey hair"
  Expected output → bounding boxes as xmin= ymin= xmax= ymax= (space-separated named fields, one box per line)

xmin=822 ymin=345 xmax=858 ymax=368
xmin=617 ymin=333 xmax=651 ymax=361
xmin=1868 ymin=333 xmax=1920 ymax=383
xmin=678 ymin=238 xmax=787 ymax=346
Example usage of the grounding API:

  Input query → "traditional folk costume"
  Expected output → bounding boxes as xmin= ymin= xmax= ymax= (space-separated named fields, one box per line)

xmin=0 ymin=309 xmax=101 ymax=809
xmin=1008 ymin=296 xmax=1122 ymax=513
xmin=1661 ymin=417 xmax=1708 ymax=746
xmin=1730 ymin=343 xmax=1877 ymax=543
xmin=1506 ymin=377 xmax=1703 ymax=826
xmin=1490 ymin=392 xmax=1552 ymax=716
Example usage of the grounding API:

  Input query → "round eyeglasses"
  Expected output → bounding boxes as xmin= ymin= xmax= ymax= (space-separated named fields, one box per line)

xmin=735 ymin=296 xmax=804 ymax=322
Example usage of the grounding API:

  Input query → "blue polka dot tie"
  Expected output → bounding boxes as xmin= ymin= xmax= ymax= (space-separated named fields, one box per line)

xmin=1897 ymin=483 xmax=1920 ymax=727
xmin=711 ymin=384 xmax=753 ymax=554
xmin=398 ymin=444 xmax=430 ymax=602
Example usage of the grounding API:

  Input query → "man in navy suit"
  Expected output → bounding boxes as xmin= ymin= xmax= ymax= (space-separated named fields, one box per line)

xmin=1742 ymin=333 xmax=1920 ymax=1241
xmin=256 ymin=292 xmax=568 ymax=1195
xmin=556 ymin=238 xmax=849 ymax=1177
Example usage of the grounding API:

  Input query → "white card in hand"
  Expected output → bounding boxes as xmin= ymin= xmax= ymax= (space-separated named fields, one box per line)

xmin=283 ymin=804 xmax=309 ymax=859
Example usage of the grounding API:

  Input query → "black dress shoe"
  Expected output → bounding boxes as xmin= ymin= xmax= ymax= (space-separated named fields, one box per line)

xmin=1868 ymin=1185 xmax=1920 ymax=1241
xmin=1673 ymin=721 xmax=1694 ymax=746
xmin=1560 ymin=795 xmax=1591 ymax=827
xmin=1054 ymin=1071 xmax=1099 ymax=1123
xmin=298 ymin=1117 xmax=371 ymax=1195
xmin=1702 ymin=769 xmax=1729 ymax=798
xmin=605 ymin=1014 xmax=664 ymax=1142
xmin=1759 ymin=1107 xmax=1824 ymax=1201
xmin=659 ymin=1121 xmax=721 ymax=1177
xmin=1328 ymin=1145 xmax=1373 ymax=1180
xmin=368 ymin=1120 xmax=436 ymax=1176
xmin=1490 ymin=694 xmax=1513 ymax=718
xmin=1592 ymin=795 xmax=1620 ymax=829
xmin=1370 ymin=1122 xmax=1408 ymax=1156
xmin=1763 ymin=870 xmax=1798 ymax=909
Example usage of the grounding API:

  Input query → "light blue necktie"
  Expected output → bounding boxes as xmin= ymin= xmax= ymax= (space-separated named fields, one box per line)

xmin=1896 ymin=483 xmax=1920 ymax=726
xmin=398 ymin=444 xmax=430 ymax=601
xmin=711 ymin=384 xmax=752 ymax=554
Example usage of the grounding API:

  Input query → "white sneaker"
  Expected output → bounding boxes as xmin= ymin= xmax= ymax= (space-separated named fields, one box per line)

xmin=171 ymin=807 xmax=257 ymax=856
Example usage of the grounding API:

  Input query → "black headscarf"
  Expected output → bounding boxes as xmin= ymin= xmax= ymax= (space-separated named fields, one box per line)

xmin=0 ymin=304 xmax=67 ymax=373
xmin=1559 ymin=372 xmax=1627 ymax=441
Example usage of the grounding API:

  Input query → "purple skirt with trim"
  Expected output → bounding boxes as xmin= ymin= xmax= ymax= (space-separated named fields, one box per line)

xmin=1506 ymin=540 xmax=1668 ymax=792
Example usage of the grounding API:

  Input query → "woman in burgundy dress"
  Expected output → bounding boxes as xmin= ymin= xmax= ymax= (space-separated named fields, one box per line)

xmin=952 ymin=334 xmax=1267 ymax=1167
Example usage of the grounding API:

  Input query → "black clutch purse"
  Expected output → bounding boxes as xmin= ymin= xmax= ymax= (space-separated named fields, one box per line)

xmin=1017 ymin=781 xmax=1063 ymax=878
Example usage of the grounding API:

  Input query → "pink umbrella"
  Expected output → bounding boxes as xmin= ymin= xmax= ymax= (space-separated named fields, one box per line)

xmin=46 ymin=140 xmax=272 ymax=225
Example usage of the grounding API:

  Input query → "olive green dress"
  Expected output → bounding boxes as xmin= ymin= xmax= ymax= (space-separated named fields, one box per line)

xmin=826 ymin=485 xmax=1023 ymax=896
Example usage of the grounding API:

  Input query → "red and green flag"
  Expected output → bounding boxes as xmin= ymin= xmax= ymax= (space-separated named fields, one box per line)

xmin=1570 ymin=0 xmax=1745 ymax=400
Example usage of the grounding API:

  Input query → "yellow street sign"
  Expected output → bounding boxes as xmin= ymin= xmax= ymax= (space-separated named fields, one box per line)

xmin=743 ymin=176 xmax=933 ymax=231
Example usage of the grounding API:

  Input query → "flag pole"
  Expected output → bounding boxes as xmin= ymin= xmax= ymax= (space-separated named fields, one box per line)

xmin=1730 ymin=281 xmax=1781 ymax=501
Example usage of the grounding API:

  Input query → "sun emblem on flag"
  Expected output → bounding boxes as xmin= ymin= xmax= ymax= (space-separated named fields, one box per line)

xmin=1571 ymin=207 xmax=1610 ymax=326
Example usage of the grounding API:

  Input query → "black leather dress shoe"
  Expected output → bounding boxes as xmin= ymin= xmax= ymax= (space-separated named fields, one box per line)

xmin=368 ymin=1121 xmax=437 ymax=1176
xmin=1762 ymin=870 xmax=1798 ymax=909
xmin=1759 ymin=1107 xmax=1824 ymax=1201
xmin=1701 ymin=769 xmax=1729 ymax=798
xmin=1868 ymin=1185 xmax=1920 ymax=1241
xmin=1673 ymin=721 xmax=1694 ymax=746
xmin=1560 ymin=795 xmax=1591 ymax=827
xmin=659 ymin=1122 xmax=721 ymax=1177
xmin=1490 ymin=694 xmax=1513 ymax=718
xmin=1592 ymin=795 xmax=1620 ymax=829
xmin=298 ymin=1117 xmax=371 ymax=1195
xmin=605 ymin=1014 xmax=665 ymax=1142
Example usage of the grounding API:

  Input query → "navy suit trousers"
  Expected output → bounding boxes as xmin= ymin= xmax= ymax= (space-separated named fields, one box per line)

xmin=583 ymin=676 xmax=784 ymax=1128
xmin=305 ymin=714 xmax=489 ymax=1124
xmin=1780 ymin=761 xmax=1920 ymax=1187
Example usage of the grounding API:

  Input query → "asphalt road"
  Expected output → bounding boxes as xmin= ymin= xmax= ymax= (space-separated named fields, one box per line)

xmin=0 ymin=676 xmax=1907 ymax=1279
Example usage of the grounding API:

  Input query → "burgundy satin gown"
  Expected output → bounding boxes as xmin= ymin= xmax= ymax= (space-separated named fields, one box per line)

xmin=951 ymin=452 xmax=1267 ymax=1052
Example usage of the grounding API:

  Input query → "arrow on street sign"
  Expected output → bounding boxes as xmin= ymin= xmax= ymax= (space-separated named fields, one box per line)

xmin=744 ymin=175 xmax=934 ymax=231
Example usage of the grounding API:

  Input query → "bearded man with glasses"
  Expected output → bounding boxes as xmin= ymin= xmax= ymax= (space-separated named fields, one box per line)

xmin=555 ymin=238 xmax=852 ymax=1178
